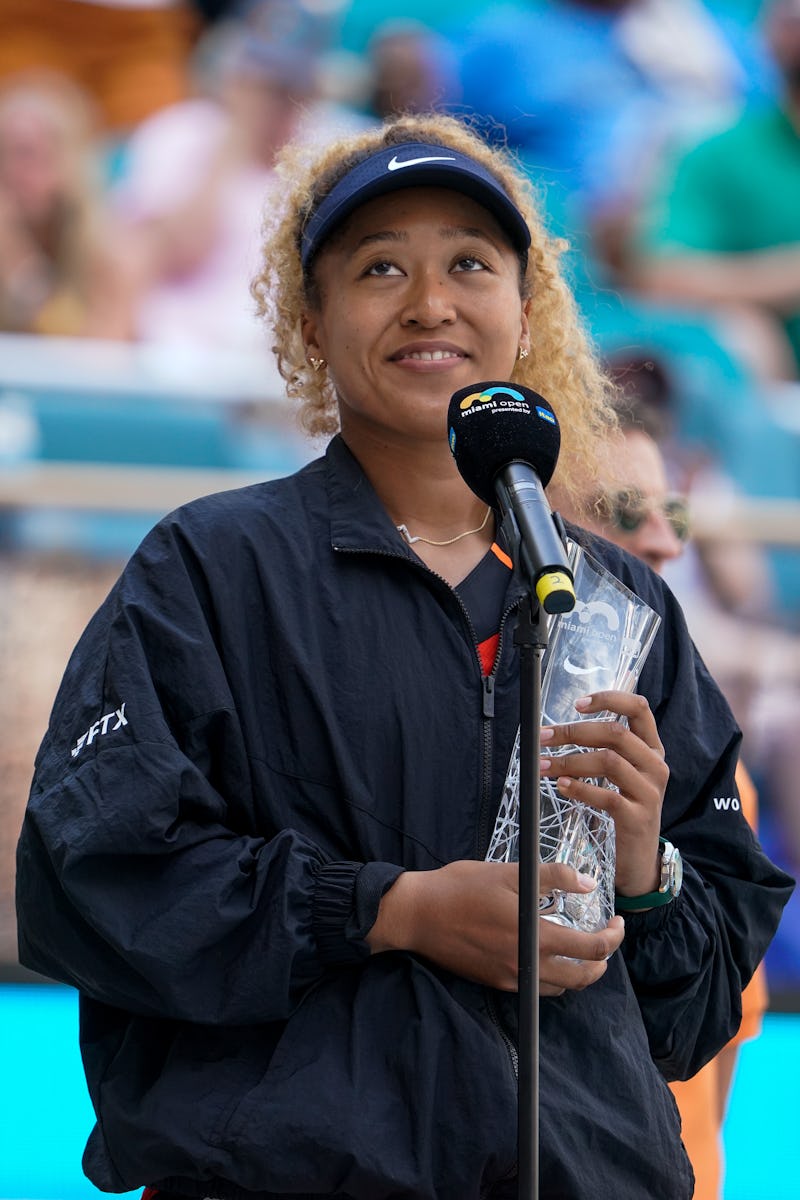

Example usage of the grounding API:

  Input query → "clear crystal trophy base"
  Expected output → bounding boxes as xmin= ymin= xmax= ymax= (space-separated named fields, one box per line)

xmin=538 ymin=773 xmax=616 ymax=933
xmin=488 ymin=738 xmax=617 ymax=934
xmin=486 ymin=541 xmax=661 ymax=935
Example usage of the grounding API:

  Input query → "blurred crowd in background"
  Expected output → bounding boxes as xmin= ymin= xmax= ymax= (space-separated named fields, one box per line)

xmin=2 ymin=0 xmax=799 ymax=364
xmin=1 ymin=0 xmax=799 ymax=993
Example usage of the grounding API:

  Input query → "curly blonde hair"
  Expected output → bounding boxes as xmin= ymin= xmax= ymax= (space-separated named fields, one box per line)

xmin=252 ymin=112 xmax=618 ymax=505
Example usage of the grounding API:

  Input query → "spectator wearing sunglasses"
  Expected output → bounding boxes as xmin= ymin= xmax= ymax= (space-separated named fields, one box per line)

xmin=595 ymin=355 xmax=800 ymax=888
xmin=552 ymin=393 xmax=768 ymax=1200
xmin=597 ymin=488 xmax=691 ymax=543
xmin=587 ymin=439 xmax=691 ymax=574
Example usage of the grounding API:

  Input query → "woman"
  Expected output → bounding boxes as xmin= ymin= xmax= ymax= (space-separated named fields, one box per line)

xmin=0 ymin=70 xmax=134 ymax=338
xmin=15 ymin=113 xmax=793 ymax=1200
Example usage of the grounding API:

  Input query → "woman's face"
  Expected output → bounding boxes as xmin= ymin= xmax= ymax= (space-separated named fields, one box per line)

xmin=302 ymin=186 xmax=530 ymax=448
xmin=0 ymin=102 xmax=68 ymax=220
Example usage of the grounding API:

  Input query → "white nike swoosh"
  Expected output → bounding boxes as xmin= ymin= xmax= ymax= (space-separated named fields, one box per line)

xmin=387 ymin=154 xmax=458 ymax=171
xmin=563 ymin=658 xmax=606 ymax=677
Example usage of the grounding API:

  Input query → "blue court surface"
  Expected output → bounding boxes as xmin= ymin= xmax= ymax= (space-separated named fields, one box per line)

xmin=1 ymin=984 xmax=798 ymax=1200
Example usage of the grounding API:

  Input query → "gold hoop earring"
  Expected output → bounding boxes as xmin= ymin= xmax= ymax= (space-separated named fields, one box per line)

xmin=517 ymin=347 xmax=529 ymax=361
xmin=308 ymin=356 xmax=327 ymax=372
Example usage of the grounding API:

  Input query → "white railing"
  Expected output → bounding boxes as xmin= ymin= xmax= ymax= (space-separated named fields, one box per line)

xmin=0 ymin=331 xmax=288 ymax=406
xmin=1 ymin=333 xmax=798 ymax=544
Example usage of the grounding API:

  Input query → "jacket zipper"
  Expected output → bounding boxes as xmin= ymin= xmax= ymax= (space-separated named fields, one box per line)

xmin=474 ymin=599 xmax=518 ymax=861
xmin=337 ymin=544 xmax=520 ymax=862
xmin=473 ymin=600 xmax=524 ymax=1140
xmin=336 ymin=544 xmax=522 ymax=1083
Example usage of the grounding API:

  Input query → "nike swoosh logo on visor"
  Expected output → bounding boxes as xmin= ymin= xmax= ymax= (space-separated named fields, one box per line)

xmin=387 ymin=154 xmax=458 ymax=171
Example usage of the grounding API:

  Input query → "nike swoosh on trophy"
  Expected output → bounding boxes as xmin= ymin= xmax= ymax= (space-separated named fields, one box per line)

xmin=387 ymin=154 xmax=458 ymax=171
xmin=563 ymin=658 xmax=607 ymax=677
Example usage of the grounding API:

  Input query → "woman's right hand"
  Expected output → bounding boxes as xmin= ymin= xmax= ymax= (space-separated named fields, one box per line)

xmin=367 ymin=860 xmax=624 ymax=996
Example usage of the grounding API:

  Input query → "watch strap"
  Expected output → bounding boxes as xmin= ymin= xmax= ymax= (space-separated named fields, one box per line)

xmin=615 ymin=838 xmax=680 ymax=912
xmin=614 ymin=887 xmax=675 ymax=912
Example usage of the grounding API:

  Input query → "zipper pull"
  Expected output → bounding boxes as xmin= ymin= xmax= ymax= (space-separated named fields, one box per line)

xmin=482 ymin=673 xmax=495 ymax=718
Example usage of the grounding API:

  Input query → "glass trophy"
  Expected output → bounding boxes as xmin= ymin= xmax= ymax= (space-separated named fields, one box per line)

xmin=486 ymin=540 xmax=662 ymax=933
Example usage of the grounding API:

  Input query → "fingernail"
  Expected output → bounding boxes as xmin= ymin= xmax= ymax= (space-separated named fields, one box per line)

xmin=577 ymin=872 xmax=597 ymax=890
xmin=540 ymin=727 xmax=554 ymax=742
xmin=557 ymin=777 xmax=571 ymax=791
xmin=539 ymin=757 xmax=551 ymax=770
xmin=574 ymin=696 xmax=592 ymax=710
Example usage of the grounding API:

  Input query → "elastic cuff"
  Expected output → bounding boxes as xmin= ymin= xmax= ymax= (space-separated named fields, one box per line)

xmin=312 ymin=861 xmax=404 ymax=967
xmin=620 ymin=886 xmax=684 ymax=936
xmin=351 ymin=861 xmax=405 ymax=941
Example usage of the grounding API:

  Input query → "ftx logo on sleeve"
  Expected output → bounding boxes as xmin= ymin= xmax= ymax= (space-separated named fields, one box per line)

xmin=70 ymin=703 xmax=128 ymax=759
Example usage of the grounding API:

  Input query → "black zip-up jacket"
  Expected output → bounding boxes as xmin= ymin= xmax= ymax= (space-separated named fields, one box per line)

xmin=16 ymin=435 xmax=793 ymax=1200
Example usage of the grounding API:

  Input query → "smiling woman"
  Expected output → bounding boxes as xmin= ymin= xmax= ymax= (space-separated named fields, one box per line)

xmin=253 ymin=115 xmax=617 ymax=507
xmin=299 ymin=185 xmax=528 ymax=524
xmin=14 ymin=112 xmax=794 ymax=1200
xmin=252 ymin=116 xmax=620 ymax=589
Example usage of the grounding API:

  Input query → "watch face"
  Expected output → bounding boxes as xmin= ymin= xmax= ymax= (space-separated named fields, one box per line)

xmin=670 ymin=847 xmax=683 ymax=896
xmin=662 ymin=842 xmax=683 ymax=897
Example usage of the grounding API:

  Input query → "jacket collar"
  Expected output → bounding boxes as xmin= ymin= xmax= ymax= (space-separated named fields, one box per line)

xmin=322 ymin=435 xmax=530 ymax=615
xmin=324 ymin=434 xmax=415 ymax=556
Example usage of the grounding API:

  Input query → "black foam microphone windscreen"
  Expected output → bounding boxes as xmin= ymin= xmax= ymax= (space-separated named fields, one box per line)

xmin=447 ymin=382 xmax=561 ymax=505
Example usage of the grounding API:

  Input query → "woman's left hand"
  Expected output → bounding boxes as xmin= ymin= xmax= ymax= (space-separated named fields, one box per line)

xmin=540 ymin=690 xmax=669 ymax=899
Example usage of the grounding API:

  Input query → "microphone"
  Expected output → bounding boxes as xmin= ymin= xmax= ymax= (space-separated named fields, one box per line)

xmin=447 ymin=382 xmax=576 ymax=614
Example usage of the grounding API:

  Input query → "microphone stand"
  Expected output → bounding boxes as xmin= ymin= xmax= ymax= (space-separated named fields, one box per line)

xmin=495 ymin=500 xmax=572 ymax=1200
xmin=514 ymin=592 xmax=549 ymax=1200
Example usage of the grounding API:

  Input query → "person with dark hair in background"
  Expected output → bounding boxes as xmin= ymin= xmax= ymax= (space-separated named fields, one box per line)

xmin=363 ymin=19 xmax=461 ymax=120
xmin=593 ymin=352 xmax=800 ymax=878
xmin=16 ymin=112 xmax=792 ymax=1200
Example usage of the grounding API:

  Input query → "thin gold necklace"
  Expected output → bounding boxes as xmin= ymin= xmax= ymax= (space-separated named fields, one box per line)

xmin=396 ymin=506 xmax=492 ymax=547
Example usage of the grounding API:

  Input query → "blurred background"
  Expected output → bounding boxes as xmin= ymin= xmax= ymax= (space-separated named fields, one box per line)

xmin=1 ymin=1 xmax=798 ymax=1197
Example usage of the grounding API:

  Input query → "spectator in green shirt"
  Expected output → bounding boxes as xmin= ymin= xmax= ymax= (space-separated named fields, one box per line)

xmin=624 ymin=0 xmax=800 ymax=381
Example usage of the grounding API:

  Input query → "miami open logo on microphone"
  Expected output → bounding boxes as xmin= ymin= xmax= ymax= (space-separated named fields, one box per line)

xmin=457 ymin=384 xmax=526 ymax=411
xmin=456 ymin=385 xmax=557 ymax=425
